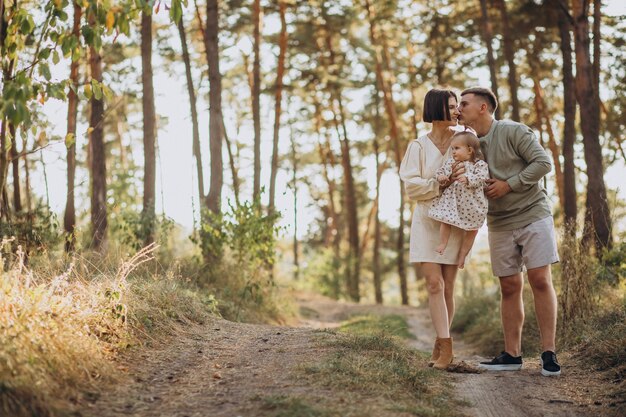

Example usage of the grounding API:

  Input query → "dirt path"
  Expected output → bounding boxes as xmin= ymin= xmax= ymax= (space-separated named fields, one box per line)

xmin=82 ymin=292 xmax=620 ymax=417
xmin=297 ymin=293 xmax=620 ymax=417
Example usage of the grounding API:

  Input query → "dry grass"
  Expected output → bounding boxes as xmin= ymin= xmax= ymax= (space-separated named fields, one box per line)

xmin=296 ymin=316 xmax=461 ymax=416
xmin=0 ymin=241 xmax=218 ymax=417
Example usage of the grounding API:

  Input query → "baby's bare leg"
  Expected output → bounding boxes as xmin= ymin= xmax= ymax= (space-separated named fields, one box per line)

xmin=436 ymin=223 xmax=452 ymax=254
xmin=457 ymin=229 xmax=478 ymax=269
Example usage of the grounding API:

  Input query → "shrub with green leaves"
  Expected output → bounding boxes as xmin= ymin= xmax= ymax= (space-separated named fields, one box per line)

xmin=194 ymin=198 xmax=281 ymax=269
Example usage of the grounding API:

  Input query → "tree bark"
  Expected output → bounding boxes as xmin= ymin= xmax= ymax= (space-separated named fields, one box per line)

xmin=553 ymin=0 xmax=577 ymax=230
xmin=318 ymin=135 xmax=341 ymax=247
xmin=64 ymin=0 xmax=81 ymax=252
xmin=178 ymin=17 xmax=204 ymax=205
xmin=222 ymin=118 xmax=241 ymax=207
xmin=572 ymin=0 xmax=612 ymax=252
xmin=323 ymin=27 xmax=360 ymax=302
xmin=88 ymin=34 xmax=107 ymax=251
xmin=10 ymin=125 xmax=21 ymax=212
xmin=269 ymin=0 xmax=287 ymax=214
xmin=364 ymin=0 xmax=406 ymax=304
xmin=23 ymin=137 xmax=31 ymax=213
xmin=495 ymin=0 xmax=520 ymax=121
xmin=531 ymin=75 xmax=565 ymax=209
xmin=204 ymin=0 xmax=223 ymax=214
xmin=593 ymin=0 xmax=600 ymax=110
xmin=141 ymin=10 xmax=156 ymax=245
xmin=373 ymin=90 xmax=383 ymax=305
xmin=478 ymin=0 xmax=501 ymax=119
xmin=252 ymin=0 xmax=261 ymax=201
xmin=290 ymin=127 xmax=299 ymax=281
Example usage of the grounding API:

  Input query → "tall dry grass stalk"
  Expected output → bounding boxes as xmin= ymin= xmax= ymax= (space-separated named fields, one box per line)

xmin=558 ymin=228 xmax=595 ymax=337
xmin=0 ymin=241 xmax=171 ymax=416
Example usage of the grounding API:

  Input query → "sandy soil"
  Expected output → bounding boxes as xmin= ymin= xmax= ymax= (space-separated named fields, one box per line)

xmin=80 ymin=292 xmax=623 ymax=417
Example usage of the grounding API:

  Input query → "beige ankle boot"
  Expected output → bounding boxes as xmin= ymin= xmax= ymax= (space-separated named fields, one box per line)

xmin=433 ymin=337 xmax=453 ymax=370
xmin=428 ymin=338 xmax=441 ymax=367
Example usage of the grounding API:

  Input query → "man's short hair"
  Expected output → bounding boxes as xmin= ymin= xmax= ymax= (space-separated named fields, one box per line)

xmin=423 ymin=89 xmax=458 ymax=122
xmin=461 ymin=87 xmax=498 ymax=114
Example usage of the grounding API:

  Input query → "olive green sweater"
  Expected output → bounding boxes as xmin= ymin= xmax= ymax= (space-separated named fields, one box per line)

xmin=479 ymin=119 xmax=553 ymax=231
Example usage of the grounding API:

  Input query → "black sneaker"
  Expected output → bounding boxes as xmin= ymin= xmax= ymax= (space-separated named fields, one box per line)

xmin=540 ymin=351 xmax=561 ymax=376
xmin=478 ymin=351 xmax=523 ymax=371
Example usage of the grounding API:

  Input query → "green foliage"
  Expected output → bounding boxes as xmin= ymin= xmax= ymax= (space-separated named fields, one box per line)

xmin=598 ymin=241 xmax=626 ymax=286
xmin=194 ymin=198 xmax=281 ymax=268
xmin=109 ymin=209 xmax=174 ymax=251
xmin=189 ymin=198 xmax=285 ymax=322
xmin=301 ymin=247 xmax=344 ymax=299
xmin=0 ymin=206 xmax=62 ymax=256
xmin=453 ymin=286 xmax=542 ymax=356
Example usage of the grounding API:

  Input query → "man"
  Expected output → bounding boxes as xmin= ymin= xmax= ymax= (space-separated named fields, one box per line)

xmin=457 ymin=87 xmax=561 ymax=377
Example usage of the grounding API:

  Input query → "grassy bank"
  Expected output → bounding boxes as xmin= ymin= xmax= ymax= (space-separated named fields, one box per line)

xmin=0 ymin=242 xmax=287 ymax=417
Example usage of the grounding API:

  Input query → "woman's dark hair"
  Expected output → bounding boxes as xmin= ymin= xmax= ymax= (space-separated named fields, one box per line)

xmin=422 ymin=89 xmax=457 ymax=122
xmin=452 ymin=131 xmax=484 ymax=162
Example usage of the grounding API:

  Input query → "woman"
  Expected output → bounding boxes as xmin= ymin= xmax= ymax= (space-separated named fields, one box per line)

xmin=399 ymin=88 xmax=462 ymax=370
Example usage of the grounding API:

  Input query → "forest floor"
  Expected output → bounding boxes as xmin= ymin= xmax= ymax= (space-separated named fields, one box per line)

xmin=80 ymin=292 xmax=623 ymax=417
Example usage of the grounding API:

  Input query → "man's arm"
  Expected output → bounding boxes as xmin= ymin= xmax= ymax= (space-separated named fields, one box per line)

xmin=506 ymin=125 xmax=552 ymax=192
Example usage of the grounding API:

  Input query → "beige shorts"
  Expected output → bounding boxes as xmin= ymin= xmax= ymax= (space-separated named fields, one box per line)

xmin=488 ymin=216 xmax=560 ymax=277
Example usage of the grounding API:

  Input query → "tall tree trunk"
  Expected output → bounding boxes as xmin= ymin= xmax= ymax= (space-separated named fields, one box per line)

xmin=10 ymin=126 xmax=21 ymax=212
xmin=0 ymin=2 xmax=9 ymax=217
xmin=531 ymin=75 xmax=565 ymax=209
xmin=290 ymin=127 xmax=299 ymax=281
xmin=364 ymin=0 xmax=406 ymax=304
xmin=373 ymin=93 xmax=383 ymax=305
xmin=495 ymin=0 xmax=520 ymax=121
xmin=88 ymin=32 xmax=107 ymax=251
xmin=478 ymin=0 xmax=501 ymax=119
xmin=337 ymin=119 xmax=360 ymax=302
xmin=268 ymin=0 xmax=287 ymax=214
xmin=318 ymin=136 xmax=341 ymax=247
xmin=407 ymin=40 xmax=420 ymax=141
xmin=222 ymin=118 xmax=241 ymax=207
xmin=141 ymin=10 xmax=156 ymax=246
xmin=553 ymin=0 xmax=577 ymax=230
xmin=178 ymin=17 xmax=204 ymax=204
xmin=314 ymin=10 xmax=359 ymax=301
xmin=572 ymin=0 xmax=612 ymax=252
xmin=23 ymin=138 xmax=31 ymax=213
xmin=205 ymin=0 xmax=223 ymax=214
xmin=64 ymin=0 xmax=81 ymax=252
xmin=324 ymin=34 xmax=360 ymax=302
xmin=593 ymin=0 xmax=600 ymax=110
xmin=252 ymin=0 xmax=261 ymax=201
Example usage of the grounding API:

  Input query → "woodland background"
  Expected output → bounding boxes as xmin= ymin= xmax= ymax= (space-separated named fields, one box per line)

xmin=0 ymin=0 xmax=625 ymax=415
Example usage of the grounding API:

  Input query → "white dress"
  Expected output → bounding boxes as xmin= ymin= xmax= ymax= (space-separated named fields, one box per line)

xmin=428 ymin=158 xmax=489 ymax=230
xmin=399 ymin=135 xmax=464 ymax=264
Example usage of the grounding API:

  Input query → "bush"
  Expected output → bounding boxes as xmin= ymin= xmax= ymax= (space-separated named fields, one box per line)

xmin=190 ymin=198 xmax=285 ymax=323
xmin=193 ymin=198 xmax=280 ymax=268
xmin=452 ymin=287 xmax=542 ymax=356
xmin=598 ymin=241 xmax=626 ymax=287
xmin=0 ymin=206 xmax=61 ymax=257
xmin=300 ymin=247 xmax=344 ymax=299
xmin=109 ymin=209 xmax=175 ymax=252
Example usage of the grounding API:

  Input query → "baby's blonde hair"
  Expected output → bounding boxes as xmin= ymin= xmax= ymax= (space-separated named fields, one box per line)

xmin=451 ymin=131 xmax=484 ymax=162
